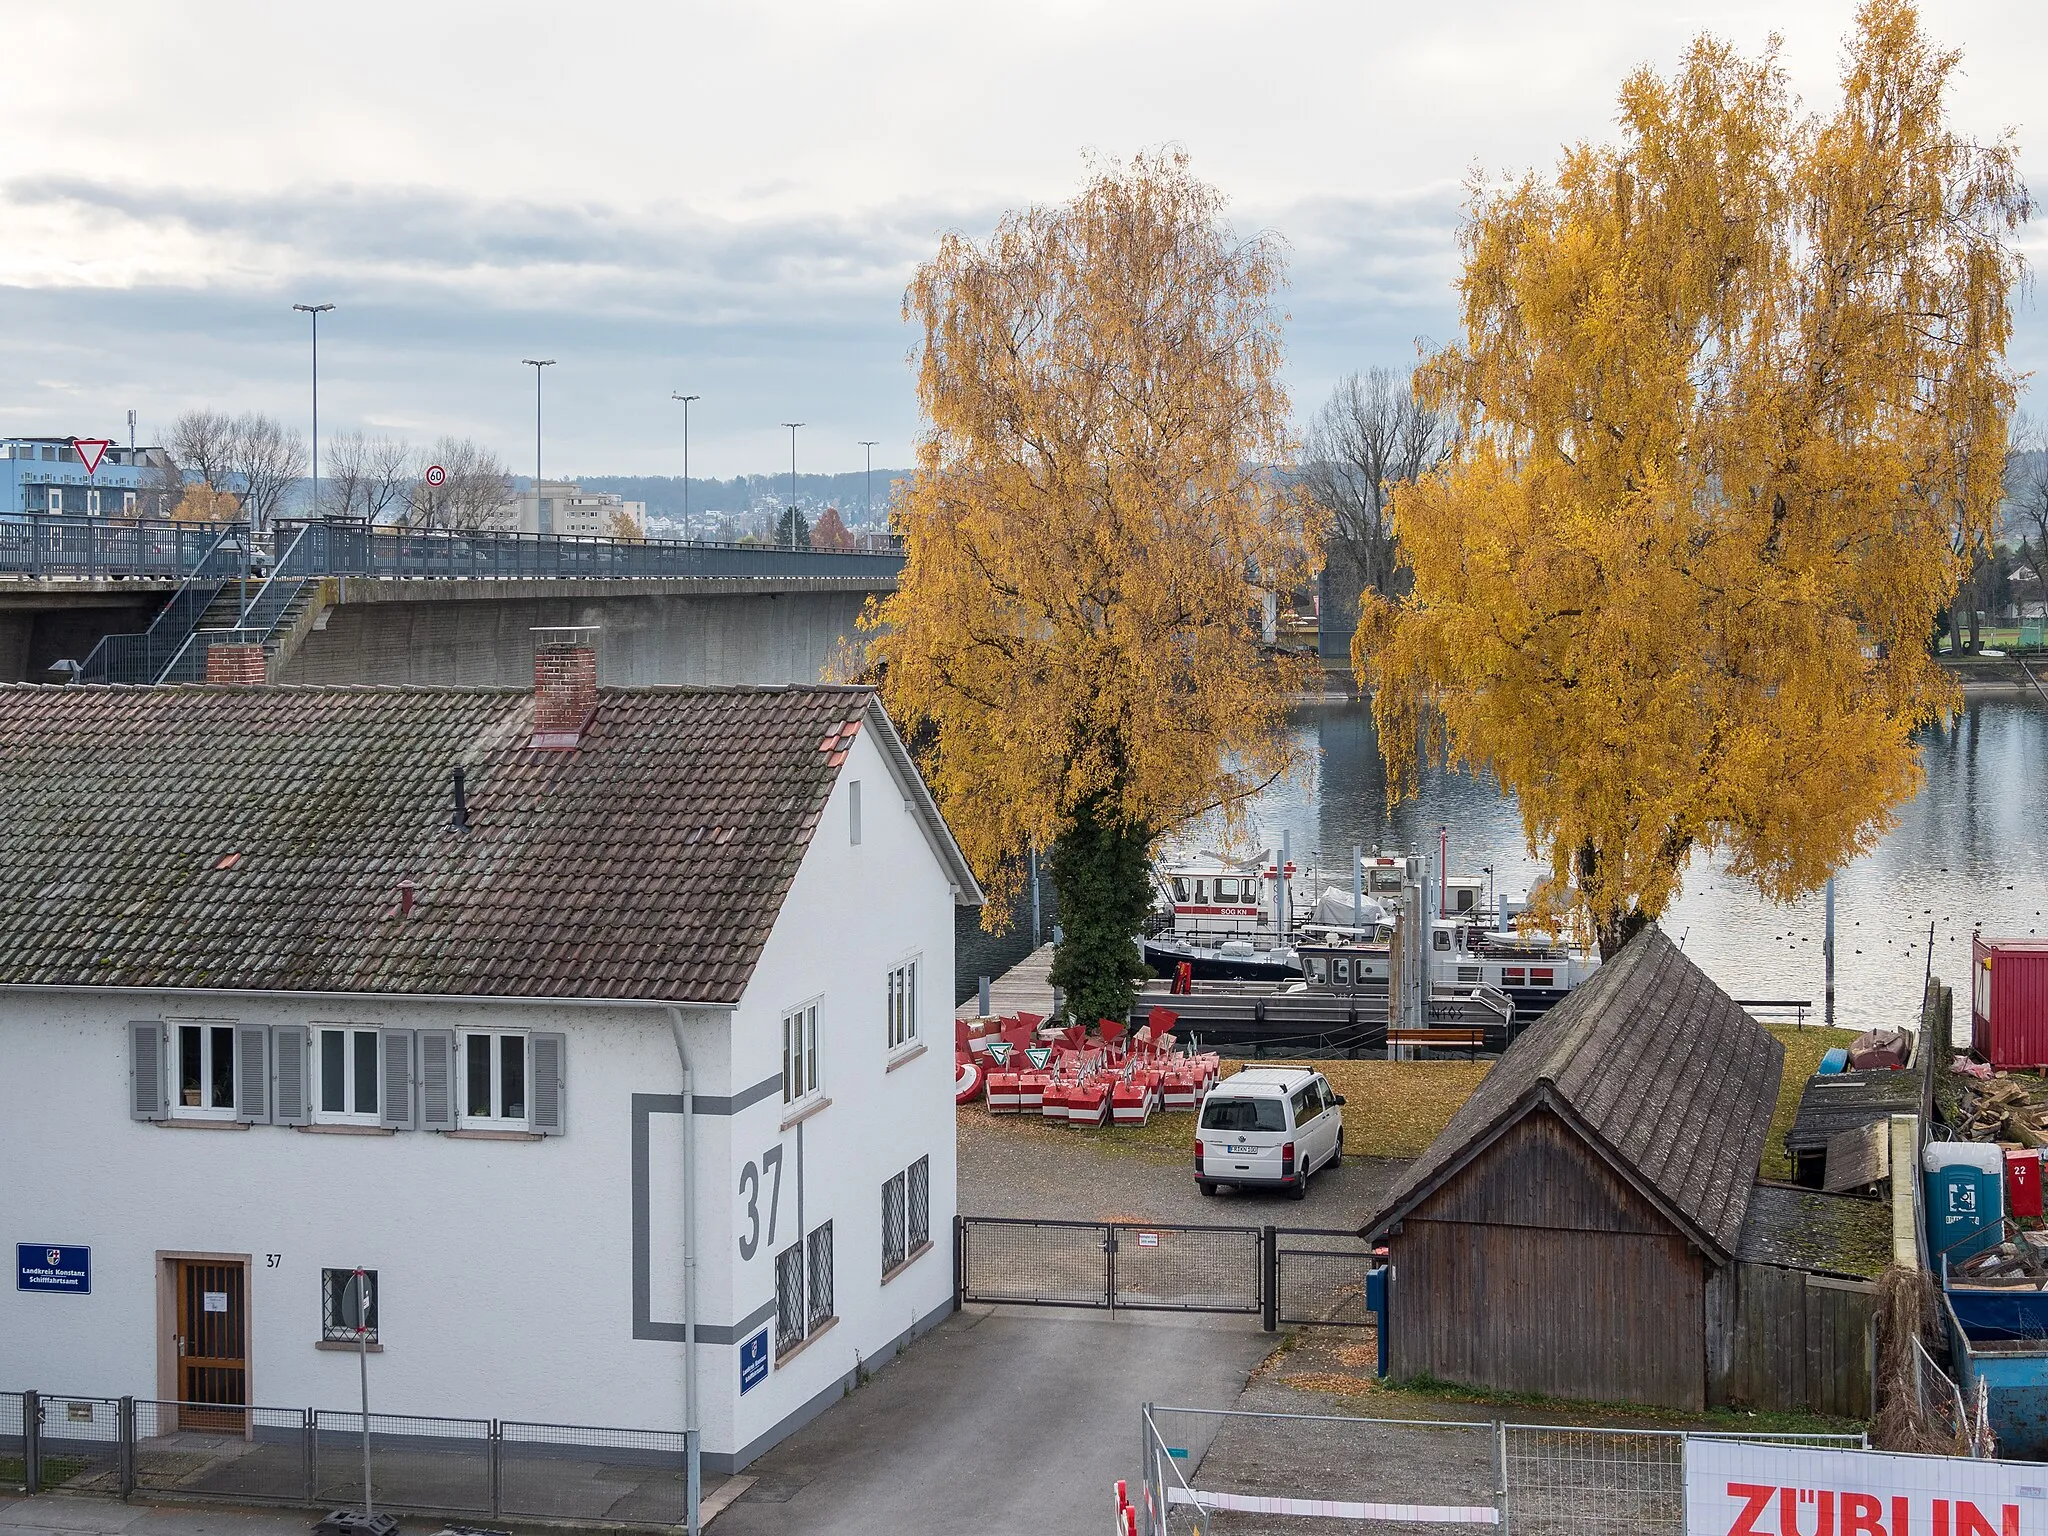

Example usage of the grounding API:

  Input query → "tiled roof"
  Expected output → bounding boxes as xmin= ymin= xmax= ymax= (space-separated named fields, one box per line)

xmin=0 ymin=682 xmax=955 ymax=1004
xmin=1363 ymin=925 xmax=1783 ymax=1262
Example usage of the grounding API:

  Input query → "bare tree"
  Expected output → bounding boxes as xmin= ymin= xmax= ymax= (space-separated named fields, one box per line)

xmin=363 ymin=436 xmax=417 ymax=523
xmin=404 ymin=436 xmax=511 ymax=529
xmin=322 ymin=432 xmax=418 ymax=522
xmin=2007 ymin=414 xmax=2048 ymax=568
xmin=168 ymin=409 xmax=238 ymax=491
xmin=1301 ymin=368 xmax=1450 ymax=605
xmin=228 ymin=412 xmax=307 ymax=530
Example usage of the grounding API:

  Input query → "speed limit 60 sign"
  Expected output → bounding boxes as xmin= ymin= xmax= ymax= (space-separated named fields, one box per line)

xmin=424 ymin=465 xmax=446 ymax=487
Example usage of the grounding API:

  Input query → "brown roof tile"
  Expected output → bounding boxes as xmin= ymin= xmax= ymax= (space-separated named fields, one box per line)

xmin=0 ymin=681 xmax=908 ymax=1004
xmin=1362 ymin=925 xmax=1783 ymax=1262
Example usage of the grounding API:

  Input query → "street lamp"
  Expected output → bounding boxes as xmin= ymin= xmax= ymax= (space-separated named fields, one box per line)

xmin=292 ymin=303 xmax=334 ymax=523
xmin=522 ymin=359 xmax=556 ymax=533
xmin=780 ymin=422 xmax=804 ymax=549
xmin=858 ymin=440 xmax=879 ymax=527
xmin=672 ymin=393 xmax=700 ymax=541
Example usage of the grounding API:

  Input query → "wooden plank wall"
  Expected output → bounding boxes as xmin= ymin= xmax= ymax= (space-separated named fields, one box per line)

xmin=1707 ymin=1261 xmax=1875 ymax=1418
xmin=1389 ymin=1110 xmax=1710 ymax=1410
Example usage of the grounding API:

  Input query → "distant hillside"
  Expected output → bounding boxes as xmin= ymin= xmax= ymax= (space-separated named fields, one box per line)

xmin=567 ymin=471 xmax=911 ymax=526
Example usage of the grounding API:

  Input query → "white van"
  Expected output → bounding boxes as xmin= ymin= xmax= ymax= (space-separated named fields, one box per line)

xmin=1194 ymin=1068 xmax=1346 ymax=1199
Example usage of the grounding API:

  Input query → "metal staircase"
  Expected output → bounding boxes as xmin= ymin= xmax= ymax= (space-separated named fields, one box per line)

xmin=158 ymin=524 xmax=322 ymax=683
xmin=76 ymin=524 xmax=248 ymax=684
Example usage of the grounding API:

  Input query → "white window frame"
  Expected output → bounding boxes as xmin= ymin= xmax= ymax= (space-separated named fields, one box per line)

xmin=169 ymin=1019 xmax=239 ymax=1121
xmin=122 ymin=490 xmax=138 ymax=514
xmin=313 ymin=1024 xmax=384 ymax=1125
xmin=887 ymin=958 xmax=920 ymax=1054
xmin=782 ymin=1002 xmax=821 ymax=1107
xmin=458 ymin=1028 xmax=531 ymax=1130
xmin=46 ymin=487 xmax=62 ymax=514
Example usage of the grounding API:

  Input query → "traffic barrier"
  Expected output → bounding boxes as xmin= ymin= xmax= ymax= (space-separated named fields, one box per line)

xmin=986 ymin=1070 xmax=1022 ymax=1113
xmin=955 ymin=1058 xmax=986 ymax=1105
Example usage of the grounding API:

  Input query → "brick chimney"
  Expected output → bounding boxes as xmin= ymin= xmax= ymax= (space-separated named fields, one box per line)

xmin=530 ymin=627 xmax=599 ymax=748
xmin=204 ymin=643 xmax=268 ymax=686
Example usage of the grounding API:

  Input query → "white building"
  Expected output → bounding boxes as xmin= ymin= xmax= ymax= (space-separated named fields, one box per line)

xmin=0 ymin=636 xmax=979 ymax=1478
xmin=487 ymin=479 xmax=646 ymax=537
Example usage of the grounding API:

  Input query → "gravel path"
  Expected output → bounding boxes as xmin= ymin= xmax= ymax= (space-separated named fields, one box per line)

xmin=956 ymin=1103 xmax=1411 ymax=1228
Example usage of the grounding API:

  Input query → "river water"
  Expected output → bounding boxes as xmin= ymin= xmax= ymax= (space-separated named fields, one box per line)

xmin=958 ymin=691 xmax=2048 ymax=1029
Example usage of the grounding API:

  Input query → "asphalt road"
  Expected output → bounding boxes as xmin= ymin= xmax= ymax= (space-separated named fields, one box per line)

xmin=715 ymin=1303 xmax=1274 ymax=1535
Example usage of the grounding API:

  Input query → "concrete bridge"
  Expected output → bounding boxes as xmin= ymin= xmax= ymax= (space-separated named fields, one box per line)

xmin=0 ymin=516 xmax=901 ymax=686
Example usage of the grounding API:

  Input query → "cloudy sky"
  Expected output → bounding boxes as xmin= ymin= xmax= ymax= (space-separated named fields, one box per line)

xmin=3 ymin=0 xmax=2042 ymax=476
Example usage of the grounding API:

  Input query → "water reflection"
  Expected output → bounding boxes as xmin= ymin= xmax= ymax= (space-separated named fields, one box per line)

xmin=1204 ymin=693 xmax=2048 ymax=1030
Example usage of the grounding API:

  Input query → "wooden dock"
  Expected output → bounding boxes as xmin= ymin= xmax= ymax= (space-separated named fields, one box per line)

xmin=957 ymin=944 xmax=1057 ymax=1022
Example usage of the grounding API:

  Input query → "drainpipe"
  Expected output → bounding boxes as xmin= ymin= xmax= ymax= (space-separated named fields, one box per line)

xmin=665 ymin=1007 xmax=702 ymax=1536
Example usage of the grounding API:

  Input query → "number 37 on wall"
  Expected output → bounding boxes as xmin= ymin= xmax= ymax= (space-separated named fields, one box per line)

xmin=737 ymin=1146 xmax=784 ymax=1260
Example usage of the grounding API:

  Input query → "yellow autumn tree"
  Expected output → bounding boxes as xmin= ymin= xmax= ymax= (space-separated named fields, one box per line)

xmin=169 ymin=483 xmax=242 ymax=523
xmin=602 ymin=507 xmax=645 ymax=542
xmin=866 ymin=151 xmax=1318 ymax=1024
xmin=1356 ymin=0 xmax=2028 ymax=958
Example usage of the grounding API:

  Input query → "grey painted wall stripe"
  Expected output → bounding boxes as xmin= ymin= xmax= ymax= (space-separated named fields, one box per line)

xmin=631 ymin=1086 xmax=785 ymax=1343
xmin=691 ymin=1074 xmax=781 ymax=1117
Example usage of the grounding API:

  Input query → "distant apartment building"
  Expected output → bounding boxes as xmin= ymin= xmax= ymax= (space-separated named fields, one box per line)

xmin=488 ymin=479 xmax=646 ymax=537
xmin=2 ymin=436 xmax=175 ymax=517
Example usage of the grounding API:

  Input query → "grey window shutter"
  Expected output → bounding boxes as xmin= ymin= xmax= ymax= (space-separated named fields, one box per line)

xmin=235 ymin=1024 xmax=271 ymax=1123
xmin=418 ymin=1029 xmax=456 ymax=1131
xmin=531 ymin=1032 xmax=566 ymax=1135
xmin=130 ymin=1021 xmax=166 ymax=1121
xmin=380 ymin=1029 xmax=416 ymax=1130
xmin=272 ymin=1026 xmax=311 ymax=1126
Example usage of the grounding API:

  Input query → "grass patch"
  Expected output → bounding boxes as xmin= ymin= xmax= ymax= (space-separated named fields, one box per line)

xmin=1282 ymin=1366 xmax=1864 ymax=1436
xmin=960 ymin=1057 xmax=1493 ymax=1161
xmin=0 ymin=1454 xmax=89 ymax=1489
xmin=1759 ymin=1023 xmax=1863 ymax=1181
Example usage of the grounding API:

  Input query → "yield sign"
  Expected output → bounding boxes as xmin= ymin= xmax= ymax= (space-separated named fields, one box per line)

xmin=73 ymin=440 xmax=112 ymax=475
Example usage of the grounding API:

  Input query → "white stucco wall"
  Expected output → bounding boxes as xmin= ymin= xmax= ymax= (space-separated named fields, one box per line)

xmin=0 ymin=715 xmax=962 ymax=1472
xmin=717 ymin=721 xmax=961 ymax=1463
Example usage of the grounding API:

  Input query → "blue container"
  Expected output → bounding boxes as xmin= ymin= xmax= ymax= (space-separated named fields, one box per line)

xmin=1925 ymin=1141 xmax=2005 ymax=1267
xmin=1817 ymin=1048 xmax=1850 ymax=1075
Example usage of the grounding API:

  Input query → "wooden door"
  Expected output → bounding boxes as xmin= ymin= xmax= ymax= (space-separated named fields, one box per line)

xmin=175 ymin=1260 xmax=248 ymax=1427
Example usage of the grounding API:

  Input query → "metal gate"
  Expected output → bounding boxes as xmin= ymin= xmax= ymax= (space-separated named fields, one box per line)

xmin=1273 ymin=1226 xmax=1380 ymax=1327
xmin=957 ymin=1217 xmax=1262 ymax=1315
xmin=957 ymin=1217 xmax=1377 ymax=1325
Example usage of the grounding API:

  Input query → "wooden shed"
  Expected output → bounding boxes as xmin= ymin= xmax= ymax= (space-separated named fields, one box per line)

xmin=1362 ymin=926 xmax=1784 ymax=1411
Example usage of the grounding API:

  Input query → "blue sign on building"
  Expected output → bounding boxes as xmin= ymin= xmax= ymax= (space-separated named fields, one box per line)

xmin=739 ymin=1327 xmax=769 ymax=1395
xmin=17 ymin=1243 xmax=91 ymax=1295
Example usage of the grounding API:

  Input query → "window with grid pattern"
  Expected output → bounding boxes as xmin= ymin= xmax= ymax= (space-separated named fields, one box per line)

xmin=806 ymin=1223 xmax=834 ymax=1331
xmin=882 ymin=1171 xmax=907 ymax=1275
xmin=887 ymin=960 xmax=919 ymax=1051
xmin=908 ymin=1155 xmax=930 ymax=1253
xmin=782 ymin=1004 xmax=820 ymax=1105
xmin=774 ymin=1243 xmax=805 ymax=1357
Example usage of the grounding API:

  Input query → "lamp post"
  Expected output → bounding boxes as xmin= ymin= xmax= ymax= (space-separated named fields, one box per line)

xmin=858 ymin=440 xmax=879 ymax=527
xmin=672 ymin=394 xmax=700 ymax=541
xmin=522 ymin=359 xmax=556 ymax=532
xmin=292 ymin=303 xmax=334 ymax=523
xmin=780 ymin=422 xmax=804 ymax=548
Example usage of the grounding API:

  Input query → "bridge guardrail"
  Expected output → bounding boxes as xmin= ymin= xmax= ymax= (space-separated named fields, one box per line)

xmin=3 ymin=515 xmax=905 ymax=584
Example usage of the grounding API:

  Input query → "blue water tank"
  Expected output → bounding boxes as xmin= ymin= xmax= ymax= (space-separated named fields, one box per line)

xmin=1818 ymin=1048 xmax=1850 ymax=1075
xmin=1924 ymin=1141 xmax=2005 ymax=1267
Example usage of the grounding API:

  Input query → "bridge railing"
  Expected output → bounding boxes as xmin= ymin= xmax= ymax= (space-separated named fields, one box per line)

xmin=0 ymin=516 xmax=242 ymax=580
xmin=77 ymin=525 xmax=249 ymax=685
xmin=280 ymin=520 xmax=905 ymax=582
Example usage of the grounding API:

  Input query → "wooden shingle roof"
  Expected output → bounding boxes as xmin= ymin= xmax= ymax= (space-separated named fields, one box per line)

xmin=1363 ymin=925 xmax=1783 ymax=1263
xmin=0 ymin=681 xmax=978 ymax=1004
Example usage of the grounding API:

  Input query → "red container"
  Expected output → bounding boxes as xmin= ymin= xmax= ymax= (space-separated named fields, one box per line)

xmin=2007 ymin=1149 xmax=2044 ymax=1219
xmin=1972 ymin=937 xmax=2048 ymax=1069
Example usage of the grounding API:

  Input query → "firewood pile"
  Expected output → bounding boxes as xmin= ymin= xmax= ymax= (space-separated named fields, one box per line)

xmin=1955 ymin=1074 xmax=2048 ymax=1149
xmin=1948 ymin=1237 xmax=2048 ymax=1287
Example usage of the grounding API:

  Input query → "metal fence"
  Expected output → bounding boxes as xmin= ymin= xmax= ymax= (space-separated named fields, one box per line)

xmin=959 ymin=1216 xmax=1264 ymax=1316
xmin=1139 ymin=1404 xmax=1867 ymax=1536
xmin=959 ymin=1215 xmax=1366 ymax=1326
xmin=3 ymin=513 xmax=905 ymax=584
xmin=4 ymin=1390 xmax=688 ymax=1528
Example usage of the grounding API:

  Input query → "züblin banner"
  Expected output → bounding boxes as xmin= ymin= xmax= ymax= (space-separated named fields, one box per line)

xmin=1688 ymin=1439 xmax=2047 ymax=1536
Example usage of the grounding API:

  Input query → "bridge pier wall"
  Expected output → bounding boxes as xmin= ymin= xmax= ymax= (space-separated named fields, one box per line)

xmin=279 ymin=585 xmax=875 ymax=688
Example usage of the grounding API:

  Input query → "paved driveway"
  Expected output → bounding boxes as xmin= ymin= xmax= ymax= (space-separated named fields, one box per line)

xmin=715 ymin=1303 xmax=1273 ymax=1535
